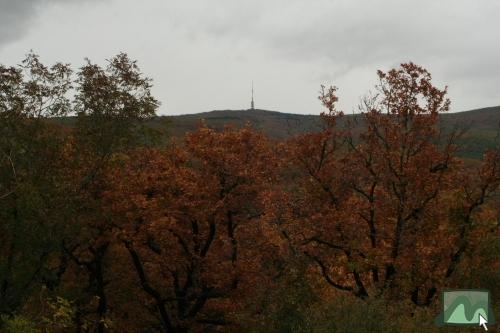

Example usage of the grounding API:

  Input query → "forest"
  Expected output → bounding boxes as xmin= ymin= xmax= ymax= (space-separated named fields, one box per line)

xmin=0 ymin=53 xmax=499 ymax=332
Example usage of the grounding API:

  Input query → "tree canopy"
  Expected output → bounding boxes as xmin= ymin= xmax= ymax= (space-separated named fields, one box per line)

xmin=0 ymin=54 xmax=498 ymax=332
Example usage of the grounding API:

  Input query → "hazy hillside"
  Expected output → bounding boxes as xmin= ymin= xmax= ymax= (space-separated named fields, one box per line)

xmin=157 ymin=106 xmax=499 ymax=159
xmin=57 ymin=106 xmax=499 ymax=159
xmin=157 ymin=109 xmax=322 ymax=139
xmin=439 ymin=106 xmax=500 ymax=158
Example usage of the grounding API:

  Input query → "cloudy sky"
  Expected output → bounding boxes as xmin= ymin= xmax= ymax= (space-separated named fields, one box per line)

xmin=0 ymin=0 xmax=499 ymax=115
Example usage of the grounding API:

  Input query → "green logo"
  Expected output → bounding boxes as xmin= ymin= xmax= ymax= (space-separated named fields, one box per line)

xmin=435 ymin=289 xmax=495 ymax=330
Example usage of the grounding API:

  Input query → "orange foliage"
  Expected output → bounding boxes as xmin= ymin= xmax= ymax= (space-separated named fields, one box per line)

xmin=284 ymin=63 xmax=499 ymax=306
xmin=102 ymin=125 xmax=283 ymax=332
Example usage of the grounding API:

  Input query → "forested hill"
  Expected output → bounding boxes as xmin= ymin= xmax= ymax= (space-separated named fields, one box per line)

xmin=158 ymin=109 xmax=322 ymax=139
xmin=58 ymin=106 xmax=499 ymax=159
xmin=157 ymin=106 xmax=500 ymax=159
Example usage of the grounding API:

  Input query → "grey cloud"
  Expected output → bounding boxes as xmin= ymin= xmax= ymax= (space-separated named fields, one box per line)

xmin=170 ymin=0 xmax=500 ymax=81
xmin=0 ymin=0 xmax=102 ymax=48
xmin=0 ymin=0 xmax=40 ymax=46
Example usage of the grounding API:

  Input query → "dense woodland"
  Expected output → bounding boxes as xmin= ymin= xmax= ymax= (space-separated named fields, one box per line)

xmin=0 ymin=54 xmax=499 ymax=332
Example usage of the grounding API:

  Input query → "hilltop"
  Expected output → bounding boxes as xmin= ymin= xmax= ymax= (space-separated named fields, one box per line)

xmin=157 ymin=109 xmax=322 ymax=139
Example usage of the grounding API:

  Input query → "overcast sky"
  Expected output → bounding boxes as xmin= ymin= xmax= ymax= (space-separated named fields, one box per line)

xmin=0 ymin=0 xmax=499 ymax=115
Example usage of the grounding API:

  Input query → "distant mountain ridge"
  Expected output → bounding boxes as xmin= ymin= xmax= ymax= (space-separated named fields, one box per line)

xmin=157 ymin=106 xmax=499 ymax=159
xmin=158 ymin=109 xmax=322 ymax=139
xmin=56 ymin=106 xmax=499 ymax=159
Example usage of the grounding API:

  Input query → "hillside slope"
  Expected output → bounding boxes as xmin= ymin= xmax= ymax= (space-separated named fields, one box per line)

xmin=159 ymin=109 xmax=322 ymax=139
xmin=158 ymin=106 xmax=499 ymax=158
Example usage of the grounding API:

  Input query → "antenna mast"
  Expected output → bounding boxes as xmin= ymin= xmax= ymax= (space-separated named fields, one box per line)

xmin=251 ymin=81 xmax=255 ymax=110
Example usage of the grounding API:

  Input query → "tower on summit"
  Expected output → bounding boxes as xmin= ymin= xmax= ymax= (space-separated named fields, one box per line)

xmin=250 ymin=81 xmax=255 ymax=110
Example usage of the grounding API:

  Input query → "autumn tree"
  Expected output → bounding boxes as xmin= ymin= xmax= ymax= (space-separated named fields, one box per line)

xmin=287 ymin=63 xmax=500 ymax=305
xmin=59 ymin=53 xmax=160 ymax=332
xmin=74 ymin=52 xmax=159 ymax=157
xmin=102 ymin=125 xmax=280 ymax=332
xmin=0 ymin=53 xmax=72 ymax=316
